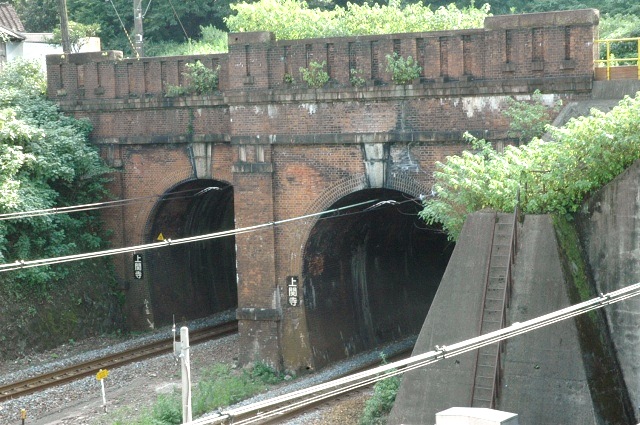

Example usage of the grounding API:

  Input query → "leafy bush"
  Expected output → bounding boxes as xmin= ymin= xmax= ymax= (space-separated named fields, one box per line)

xmin=420 ymin=93 xmax=640 ymax=240
xmin=503 ymin=89 xmax=562 ymax=144
xmin=350 ymin=68 xmax=366 ymax=87
xmin=360 ymin=373 xmax=400 ymax=424
xmin=299 ymin=61 xmax=330 ymax=88
xmin=165 ymin=61 xmax=220 ymax=97
xmin=250 ymin=361 xmax=284 ymax=384
xmin=152 ymin=394 xmax=182 ymax=424
xmin=385 ymin=53 xmax=422 ymax=85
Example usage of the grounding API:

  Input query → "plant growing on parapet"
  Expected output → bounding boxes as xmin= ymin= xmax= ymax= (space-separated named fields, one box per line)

xmin=284 ymin=73 xmax=296 ymax=84
xmin=385 ymin=53 xmax=421 ymax=85
xmin=165 ymin=60 xmax=220 ymax=97
xmin=350 ymin=68 xmax=366 ymax=87
xmin=300 ymin=61 xmax=330 ymax=88
xmin=503 ymin=89 xmax=563 ymax=144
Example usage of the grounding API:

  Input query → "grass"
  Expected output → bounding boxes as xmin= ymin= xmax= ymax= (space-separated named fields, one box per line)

xmin=98 ymin=362 xmax=284 ymax=425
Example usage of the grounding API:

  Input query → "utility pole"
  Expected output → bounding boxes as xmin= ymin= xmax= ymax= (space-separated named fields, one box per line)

xmin=57 ymin=0 xmax=71 ymax=54
xmin=133 ymin=0 xmax=144 ymax=57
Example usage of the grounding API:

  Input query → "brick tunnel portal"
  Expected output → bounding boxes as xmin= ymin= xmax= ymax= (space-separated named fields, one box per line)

xmin=147 ymin=180 xmax=237 ymax=326
xmin=302 ymin=189 xmax=454 ymax=368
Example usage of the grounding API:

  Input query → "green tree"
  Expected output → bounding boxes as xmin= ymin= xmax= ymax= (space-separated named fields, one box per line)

xmin=48 ymin=21 xmax=100 ymax=53
xmin=12 ymin=0 xmax=59 ymax=32
xmin=225 ymin=0 xmax=490 ymax=40
xmin=0 ymin=60 xmax=112 ymax=291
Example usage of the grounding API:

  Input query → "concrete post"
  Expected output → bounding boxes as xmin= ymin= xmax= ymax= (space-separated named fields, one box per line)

xmin=180 ymin=326 xmax=192 ymax=424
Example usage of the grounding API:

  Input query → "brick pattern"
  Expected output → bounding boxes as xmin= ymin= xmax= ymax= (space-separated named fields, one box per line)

xmin=44 ymin=9 xmax=600 ymax=368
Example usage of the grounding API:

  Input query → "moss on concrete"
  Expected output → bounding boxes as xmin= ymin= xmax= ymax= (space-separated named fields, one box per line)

xmin=553 ymin=214 xmax=636 ymax=424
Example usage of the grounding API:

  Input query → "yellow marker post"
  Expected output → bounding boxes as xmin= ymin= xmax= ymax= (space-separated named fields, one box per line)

xmin=20 ymin=408 xmax=26 ymax=425
xmin=96 ymin=369 xmax=109 ymax=412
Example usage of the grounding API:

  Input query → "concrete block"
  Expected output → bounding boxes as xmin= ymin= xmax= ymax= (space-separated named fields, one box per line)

xmin=436 ymin=407 xmax=518 ymax=425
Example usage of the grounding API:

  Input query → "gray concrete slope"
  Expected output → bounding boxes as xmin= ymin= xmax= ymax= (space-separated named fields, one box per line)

xmin=388 ymin=211 xmax=497 ymax=424
xmin=388 ymin=213 xmax=597 ymax=424
xmin=551 ymin=80 xmax=640 ymax=129
xmin=497 ymin=215 xmax=596 ymax=424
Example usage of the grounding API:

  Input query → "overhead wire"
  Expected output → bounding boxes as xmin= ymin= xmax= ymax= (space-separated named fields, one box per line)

xmin=0 ymin=199 xmax=382 ymax=273
xmin=0 ymin=187 xmax=222 ymax=221
xmin=167 ymin=0 xmax=189 ymax=40
xmin=189 ymin=281 xmax=640 ymax=425
xmin=107 ymin=0 xmax=140 ymax=59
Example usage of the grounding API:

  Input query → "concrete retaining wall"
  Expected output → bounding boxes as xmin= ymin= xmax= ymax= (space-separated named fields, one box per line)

xmin=576 ymin=159 xmax=640 ymax=411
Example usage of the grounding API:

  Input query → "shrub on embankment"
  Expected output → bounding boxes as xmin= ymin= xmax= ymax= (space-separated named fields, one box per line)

xmin=420 ymin=92 xmax=640 ymax=240
xmin=0 ymin=60 xmax=123 ymax=358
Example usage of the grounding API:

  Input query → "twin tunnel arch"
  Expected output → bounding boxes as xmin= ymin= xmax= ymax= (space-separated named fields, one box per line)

xmin=145 ymin=183 xmax=453 ymax=366
xmin=147 ymin=179 xmax=237 ymax=325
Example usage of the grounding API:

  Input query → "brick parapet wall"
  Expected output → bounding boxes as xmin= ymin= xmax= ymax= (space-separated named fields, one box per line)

xmin=47 ymin=9 xmax=598 ymax=104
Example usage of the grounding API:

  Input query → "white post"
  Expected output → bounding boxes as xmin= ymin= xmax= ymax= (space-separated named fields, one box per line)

xmin=100 ymin=379 xmax=107 ymax=412
xmin=181 ymin=326 xmax=192 ymax=424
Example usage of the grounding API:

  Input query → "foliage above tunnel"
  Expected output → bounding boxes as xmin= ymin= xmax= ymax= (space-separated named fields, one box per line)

xmin=420 ymin=92 xmax=640 ymax=240
xmin=225 ymin=0 xmax=491 ymax=40
xmin=0 ymin=60 xmax=112 ymax=292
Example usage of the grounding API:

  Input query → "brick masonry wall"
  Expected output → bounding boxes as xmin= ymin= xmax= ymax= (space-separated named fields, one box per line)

xmin=46 ymin=9 xmax=599 ymax=370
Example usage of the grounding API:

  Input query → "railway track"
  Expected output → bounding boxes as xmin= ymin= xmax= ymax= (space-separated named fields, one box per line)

xmin=255 ymin=349 xmax=410 ymax=425
xmin=0 ymin=320 xmax=238 ymax=402
xmin=193 ymin=348 xmax=412 ymax=425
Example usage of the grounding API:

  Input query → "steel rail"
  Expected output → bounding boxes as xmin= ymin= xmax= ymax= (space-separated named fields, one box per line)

xmin=189 ymin=281 xmax=640 ymax=425
xmin=0 ymin=321 xmax=238 ymax=402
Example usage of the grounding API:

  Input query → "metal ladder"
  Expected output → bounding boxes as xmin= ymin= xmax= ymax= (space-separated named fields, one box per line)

xmin=470 ymin=212 xmax=517 ymax=408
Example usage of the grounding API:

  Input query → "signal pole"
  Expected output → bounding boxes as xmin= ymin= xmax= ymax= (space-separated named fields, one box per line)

xmin=133 ymin=0 xmax=144 ymax=57
xmin=57 ymin=0 xmax=71 ymax=53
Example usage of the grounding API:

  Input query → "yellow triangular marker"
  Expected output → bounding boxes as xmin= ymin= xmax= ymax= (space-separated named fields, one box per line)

xmin=157 ymin=232 xmax=165 ymax=241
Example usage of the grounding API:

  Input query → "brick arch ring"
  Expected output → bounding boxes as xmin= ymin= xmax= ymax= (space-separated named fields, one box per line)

xmin=284 ymin=172 xmax=430 ymax=279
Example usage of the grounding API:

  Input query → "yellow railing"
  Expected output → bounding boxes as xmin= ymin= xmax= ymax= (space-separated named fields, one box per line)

xmin=594 ymin=37 xmax=640 ymax=80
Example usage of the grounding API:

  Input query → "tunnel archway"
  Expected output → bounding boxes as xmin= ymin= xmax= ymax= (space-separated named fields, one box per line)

xmin=147 ymin=180 xmax=237 ymax=326
xmin=303 ymin=189 xmax=453 ymax=368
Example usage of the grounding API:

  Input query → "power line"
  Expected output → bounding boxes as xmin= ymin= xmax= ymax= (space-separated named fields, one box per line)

xmin=0 ymin=199 xmax=380 ymax=273
xmin=0 ymin=187 xmax=221 ymax=221
xmin=189 ymin=281 xmax=640 ymax=425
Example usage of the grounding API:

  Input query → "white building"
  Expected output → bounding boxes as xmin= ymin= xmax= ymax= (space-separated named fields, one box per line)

xmin=0 ymin=3 xmax=100 ymax=72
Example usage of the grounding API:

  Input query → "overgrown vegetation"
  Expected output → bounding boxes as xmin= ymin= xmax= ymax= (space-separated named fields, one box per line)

xmin=165 ymin=61 xmax=220 ymax=97
xmin=0 ymin=60 xmax=122 ymax=356
xmin=0 ymin=60 xmax=112 ymax=292
xmin=226 ymin=0 xmax=490 ymax=41
xmin=503 ymin=90 xmax=562 ymax=144
xmin=105 ymin=362 xmax=285 ymax=425
xmin=11 ymin=0 xmax=640 ymax=56
xmin=300 ymin=61 xmax=330 ymax=88
xmin=420 ymin=92 xmax=640 ymax=240
xmin=385 ymin=53 xmax=422 ymax=85
xmin=350 ymin=68 xmax=366 ymax=87
xmin=145 ymin=25 xmax=229 ymax=57
xmin=359 ymin=356 xmax=400 ymax=425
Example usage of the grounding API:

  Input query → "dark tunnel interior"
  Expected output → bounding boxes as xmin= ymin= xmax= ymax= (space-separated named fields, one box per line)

xmin=303 ymin=189 xmax=454 ymax=368
xmin=147 ymin=180 xmax=237 ymax=325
